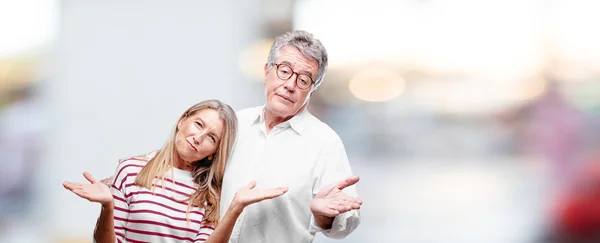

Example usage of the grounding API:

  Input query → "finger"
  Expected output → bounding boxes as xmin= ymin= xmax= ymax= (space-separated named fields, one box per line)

xmin=336 ymin=176 xmax=360 ymax=190
xmin=260 ymin=188 xmax=288 ymax=200
xmin=332 ymin=204 xmax=353 ymax=214
xmin=343 ymin=196 xmax=362 ymax=205
xmin=245 ymin=181 xmax=257 ymax=190
xmin=63 ymin=182 xmax=81 ymax=191
xmin=335 ymin=194 xmax=362 ymax=205
xmin=63 ymin=182 xmax=74 ymax=191
xmin=321 ymin=208 xmax=340 ymax=218
xmin=100 ymin=177 xmax=113 ymax=186
xmin=316 ymin=183 xmax=337 ymax=196
xmin=350 ymin=202 xmax=362 ymax=210
xmin=341 ymin=198 xmax=362 ymax=209
xmin=332 ymin=198 xmax=361 ymax=212
xmin=71 ymin=189 xmax=89 ymax=199
xmin=83 ymin=171 xmax=97 ymax=184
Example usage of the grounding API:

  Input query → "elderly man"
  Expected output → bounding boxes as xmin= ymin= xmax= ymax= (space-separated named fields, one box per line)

xmin=220 ymin=30 xmax=362 ymax=243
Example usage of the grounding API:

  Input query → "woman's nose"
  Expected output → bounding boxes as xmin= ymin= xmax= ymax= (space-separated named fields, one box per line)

xmin=192 ymin=135 xmax=201 ymax=145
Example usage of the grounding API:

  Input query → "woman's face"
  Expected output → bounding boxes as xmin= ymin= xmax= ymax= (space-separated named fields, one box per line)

xmin=175 ymin=108 xmax=225 ymax=163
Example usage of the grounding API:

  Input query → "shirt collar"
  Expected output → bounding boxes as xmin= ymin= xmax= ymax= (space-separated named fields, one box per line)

xmin=253 ymin=105 xmax=309 ymax=135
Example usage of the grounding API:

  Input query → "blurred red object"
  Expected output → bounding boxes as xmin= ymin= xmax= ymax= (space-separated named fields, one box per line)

xmin=553 ymin=156 xmax=600 ymax=237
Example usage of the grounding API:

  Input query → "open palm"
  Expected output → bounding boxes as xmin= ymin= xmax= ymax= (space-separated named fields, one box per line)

xmin=63 ymin=171 xmax=113 ymax=206
xmin=233 ymin=181 xmax=288 ymax=207
xmin=311 ymin=176 xmax=362 ymax=217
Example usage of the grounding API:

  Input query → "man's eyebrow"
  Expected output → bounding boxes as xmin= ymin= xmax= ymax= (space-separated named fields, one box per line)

xmin=280 ymin=60 xmax=314 ymax=78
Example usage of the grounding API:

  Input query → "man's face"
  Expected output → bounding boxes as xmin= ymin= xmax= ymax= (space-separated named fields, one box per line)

xmin=263 ymin=46 xmax=319 ymax=119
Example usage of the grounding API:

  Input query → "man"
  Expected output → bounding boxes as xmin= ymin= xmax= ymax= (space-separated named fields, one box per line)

xmin=220 ymin=30 xmax=362 ymax=243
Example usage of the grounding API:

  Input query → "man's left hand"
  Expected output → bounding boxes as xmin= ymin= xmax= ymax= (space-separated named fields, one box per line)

xmin=311 ymin=176 xmax=363 ymax=219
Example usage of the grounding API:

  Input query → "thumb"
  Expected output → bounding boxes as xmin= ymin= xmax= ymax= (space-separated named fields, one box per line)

xmin=316 ymin=183 xmax=337 ymax=196
xmin=245 ymin=180 xmax=257 ymax=190
xmin=83 ymin=171 xmax=97 ymax=184
xmin=336 ymin=176 xmax=360 ymax=190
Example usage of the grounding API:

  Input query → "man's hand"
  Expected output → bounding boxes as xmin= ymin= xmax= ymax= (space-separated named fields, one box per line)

xmin=311 ymin=176 xmax=362 ymax=228
xmin=63 ymin=172 xmax=114 ymax=206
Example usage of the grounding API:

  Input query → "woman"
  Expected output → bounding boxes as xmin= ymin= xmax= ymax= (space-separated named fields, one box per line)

xmin=63 ymin=100 xmax=287 ymax=243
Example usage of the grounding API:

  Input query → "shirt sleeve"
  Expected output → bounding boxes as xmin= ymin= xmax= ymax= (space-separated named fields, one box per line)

xmin=109 ymin=161 xmax=133 ymax=243
xmin=309 ymin=140 xmax=361 ymax=239
xmin=195 ymin=224 xmax=215 ymax=242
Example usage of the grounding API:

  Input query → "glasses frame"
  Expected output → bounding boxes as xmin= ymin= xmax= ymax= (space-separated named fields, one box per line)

xmin=272 ymin=63 xmax=315 ymax=90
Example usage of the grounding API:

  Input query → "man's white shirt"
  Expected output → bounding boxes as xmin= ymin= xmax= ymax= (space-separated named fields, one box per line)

xmin=220 ymin=106 xmax=360 ymax=243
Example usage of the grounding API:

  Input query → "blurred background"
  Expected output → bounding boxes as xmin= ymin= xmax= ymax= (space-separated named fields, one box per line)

xmin=1 ymin=0 xmax=600 ymax=242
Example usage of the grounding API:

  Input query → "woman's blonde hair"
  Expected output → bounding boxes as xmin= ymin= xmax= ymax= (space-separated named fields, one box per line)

xmin=135 ymin=99 xmax=237 ymax=226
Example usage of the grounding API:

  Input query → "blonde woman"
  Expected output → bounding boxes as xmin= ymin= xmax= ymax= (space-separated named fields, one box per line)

xmin=63 ymin=100 xmax=287 ymax=243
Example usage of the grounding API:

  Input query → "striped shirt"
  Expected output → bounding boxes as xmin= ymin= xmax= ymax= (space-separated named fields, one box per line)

xmin=109 ymin=153 xmax=214 ymax=243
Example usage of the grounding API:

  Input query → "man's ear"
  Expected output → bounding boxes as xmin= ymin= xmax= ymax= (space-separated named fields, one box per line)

xmin=264 ymin=63 xmax=269 ymax=76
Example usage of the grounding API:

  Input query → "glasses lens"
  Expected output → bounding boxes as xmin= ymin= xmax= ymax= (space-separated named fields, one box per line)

xmin=297 ymin=74 xmax=312 ymax=89
xmin=277 ymin=65 xmax=293 ymax=79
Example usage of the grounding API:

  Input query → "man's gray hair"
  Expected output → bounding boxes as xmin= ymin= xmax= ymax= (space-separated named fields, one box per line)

xmin=266 ymin=30 xmax=328 ymax=90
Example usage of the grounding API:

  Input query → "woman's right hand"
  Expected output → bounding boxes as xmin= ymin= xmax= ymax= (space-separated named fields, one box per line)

xmin=63 ymin=171 xmax=114 ymax=206
xmin=232 ymin=181 xmax=288 ymax=209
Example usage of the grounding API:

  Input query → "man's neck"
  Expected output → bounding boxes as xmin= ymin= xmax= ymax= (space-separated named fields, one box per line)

xmin=264 ymin=110 xmax=292 ymax=134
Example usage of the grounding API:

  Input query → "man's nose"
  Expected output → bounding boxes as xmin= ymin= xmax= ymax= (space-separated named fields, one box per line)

xmin=285 ymin=73 xmax=299 ymax=89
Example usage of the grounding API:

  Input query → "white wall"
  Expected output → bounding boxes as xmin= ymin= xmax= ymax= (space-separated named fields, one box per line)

xmin=37 ymin=0 xmax=262 ymax=239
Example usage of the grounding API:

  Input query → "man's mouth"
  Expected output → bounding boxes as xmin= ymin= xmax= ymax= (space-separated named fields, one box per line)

xmin=276 ymin=94 xmax=294 ymax=103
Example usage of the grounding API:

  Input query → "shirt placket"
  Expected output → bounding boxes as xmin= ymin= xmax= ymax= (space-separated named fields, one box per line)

xmin=231 ymin=123 xmax=272 ymax=242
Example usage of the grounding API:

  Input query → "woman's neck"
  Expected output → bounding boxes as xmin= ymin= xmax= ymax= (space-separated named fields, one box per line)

xmin=173 ymin=153 xmax=193 ymax=172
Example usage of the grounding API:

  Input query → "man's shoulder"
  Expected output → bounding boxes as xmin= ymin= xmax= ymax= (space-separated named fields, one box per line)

xmin=235 ymin=106 xmax=262 ymax=123
xmin=304 ymin=113 xmax=342 ymax=143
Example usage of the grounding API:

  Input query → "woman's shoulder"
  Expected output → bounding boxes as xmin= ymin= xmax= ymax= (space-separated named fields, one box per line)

xmin=115 ymin=151 xmax=157 ymax=170
xmin=119 ymin=150 xmax=157 ymax=163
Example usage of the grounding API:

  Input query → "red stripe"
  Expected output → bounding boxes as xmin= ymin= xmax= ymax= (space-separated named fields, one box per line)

xmin=162 ymin=177 xmax=197 ymax=191
xmin=114 ymin=172 xmax=196 ymax=193
xmin=125 ymin=237 xmax=149 ymax=243
xmin=123 ymin=218 xmax=199 ymax=234
xmin=114 ymin=194 xmax=126 ymax=203
xmin=125 ymin=191 xmax=190 ymax=206
xmin=114 ymin=206 xmax=129 ymax=213
xmin=130 ymin=200 xmax=204 ymax=216
xmin=114 ymin=164 xmax=144 ymax=189
xmin=201 ymin=225 xmax=215 ymax=230
xmin=118 ymin=157 xmax=148 ymax=165
xmin=124 ymin=182 xmax=191 ymax=197
xmin=124 ymin=227 xmax=196 ymax=242
xmin=115 ymin=231 xmax=125 ymax=240
xmin=196 ymin=238 xmax=207 ymax=242
xmin=197 ymin=233 xmax=211 ymax=237
xmin=128 ymin=209 xmax=204 ymax=225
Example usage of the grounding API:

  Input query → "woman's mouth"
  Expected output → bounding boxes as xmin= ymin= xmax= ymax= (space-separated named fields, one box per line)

xmin=186 ymin=140 xmax=198 ymax=151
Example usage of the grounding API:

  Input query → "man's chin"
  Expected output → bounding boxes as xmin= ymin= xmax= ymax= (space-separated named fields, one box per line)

xmin=268 ymin=101 xmax=296 ymax=117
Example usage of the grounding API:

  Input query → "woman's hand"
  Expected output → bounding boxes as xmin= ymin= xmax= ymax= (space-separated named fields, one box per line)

xmin=63 ymin=172 xmax=113 ymax=206
xmin=231 ymin=181 xmax=288 ymax=210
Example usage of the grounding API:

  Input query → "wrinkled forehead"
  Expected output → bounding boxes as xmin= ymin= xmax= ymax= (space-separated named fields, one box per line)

xmin=276 ymin=46 xmax=319 ymax=76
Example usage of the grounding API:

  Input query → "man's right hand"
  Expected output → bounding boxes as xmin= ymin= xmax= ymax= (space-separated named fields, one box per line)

xmin=63 ymin=171 xmax=114 ymax=206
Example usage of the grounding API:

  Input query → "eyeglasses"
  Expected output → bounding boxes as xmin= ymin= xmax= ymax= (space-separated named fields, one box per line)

xmin=273 ymin=63 xmax=314 ymax=90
